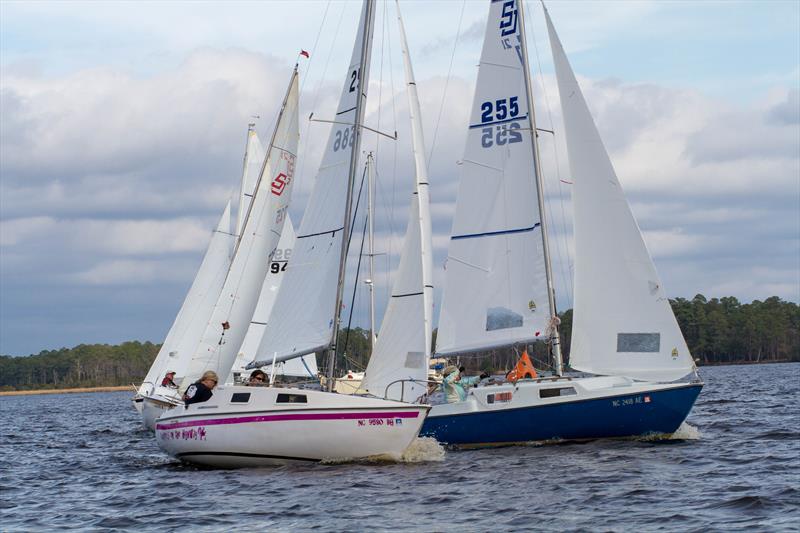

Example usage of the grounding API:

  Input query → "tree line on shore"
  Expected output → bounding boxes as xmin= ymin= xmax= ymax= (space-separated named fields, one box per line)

xmin=1 ymin=295 xmax=797 ymax=391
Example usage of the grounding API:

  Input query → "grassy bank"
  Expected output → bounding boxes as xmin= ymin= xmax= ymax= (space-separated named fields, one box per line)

xmin=0 ymin=385 xmax=132 ymax=397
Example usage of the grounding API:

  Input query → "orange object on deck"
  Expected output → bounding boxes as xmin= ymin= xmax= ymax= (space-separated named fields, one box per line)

xmin=506 ymin=350 xmax=538 ymax=382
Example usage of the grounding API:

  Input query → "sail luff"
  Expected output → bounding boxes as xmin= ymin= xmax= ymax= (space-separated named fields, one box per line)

xmin=517 ymin=0 xmax=563 ymax=374
xmin=396 ymin=0 xmax=435 ymax=360
xmin=359 ymin=0 xmax=434 ymax=402
xmin=544 ymin=7 xmax=695 ymax=382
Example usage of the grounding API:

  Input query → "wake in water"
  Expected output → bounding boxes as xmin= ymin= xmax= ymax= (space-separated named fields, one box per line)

xmin=637 ymin=422 xmax=701 ymax=442
xmin=321 ymin=437 xmax=446 ymax=465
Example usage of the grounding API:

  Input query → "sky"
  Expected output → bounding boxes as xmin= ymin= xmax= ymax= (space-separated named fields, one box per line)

xmin=1 ymin=0 xmax=798 ymax=356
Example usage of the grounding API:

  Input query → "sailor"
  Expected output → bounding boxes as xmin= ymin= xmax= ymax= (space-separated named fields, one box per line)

xmin=161 ymin=371 xmax=178 ymax=389
xmin=183 ymin=370 xmax=218 ymax=405
xmin=442 ymin=366 xmax=490 ymax=403
xmin=247 ymin=369 xmax=267 ymax=386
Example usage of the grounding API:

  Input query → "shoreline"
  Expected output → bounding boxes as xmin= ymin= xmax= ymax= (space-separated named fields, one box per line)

xmin=0 ymin=386 xmax=132 ymax=397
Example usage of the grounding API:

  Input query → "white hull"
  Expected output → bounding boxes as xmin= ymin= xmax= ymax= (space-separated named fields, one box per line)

xmin=155 ymin=386 xmax=429 ymax=467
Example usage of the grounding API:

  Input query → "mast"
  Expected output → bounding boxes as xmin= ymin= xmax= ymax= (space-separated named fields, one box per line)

xmin=326 ymin=0 xmax=376 ymax=390
xmin=518 ymin=0 xmax=563 ymax=375
xmin=366 ymin=152 xmax=377 ymax=353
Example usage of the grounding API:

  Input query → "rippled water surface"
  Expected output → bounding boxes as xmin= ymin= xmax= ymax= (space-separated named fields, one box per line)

xmin=2 ymin=363 xmax=799 ymax=531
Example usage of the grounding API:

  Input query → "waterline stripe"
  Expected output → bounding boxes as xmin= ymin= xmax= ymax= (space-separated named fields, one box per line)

xmin=156 ymin=410 xmax=421 ymax=430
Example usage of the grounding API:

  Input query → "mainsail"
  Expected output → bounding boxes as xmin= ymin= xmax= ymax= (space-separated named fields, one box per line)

xmin=236 ymin=125 xmax=265 ymax=237
xmin=183 ymin=68 xmax=300 ymax=385
xmin=360 ymin=1 xmax=434 ymax=402
xmin=253 ymin=2 xmax=376 ymax=365
xmin=545 ymin=8 xmax=694 ymax=382
xmin=436 ymin=0 xmax=551 ymax=356
xmin=140 ymin=202 xmax=234 ymax=393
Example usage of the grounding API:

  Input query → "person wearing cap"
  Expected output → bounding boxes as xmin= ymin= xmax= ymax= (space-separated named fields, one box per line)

xmin=183 ymin=370 xmax=218 ymax=406
xmin=161 ymin=371 xmax=178 ymax=389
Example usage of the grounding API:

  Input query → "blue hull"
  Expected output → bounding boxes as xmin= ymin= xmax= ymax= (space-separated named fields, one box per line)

xmin=420 ymin=383 xmax=703 ymax=446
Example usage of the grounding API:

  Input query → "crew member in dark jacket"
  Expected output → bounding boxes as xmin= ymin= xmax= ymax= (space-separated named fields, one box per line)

xmin=183 ymin=370 xmax=218 ymax=405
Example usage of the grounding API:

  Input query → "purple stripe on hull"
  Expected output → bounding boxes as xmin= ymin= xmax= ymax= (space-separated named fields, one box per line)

xmin=156 ymin=410 xmax=421 ymax=431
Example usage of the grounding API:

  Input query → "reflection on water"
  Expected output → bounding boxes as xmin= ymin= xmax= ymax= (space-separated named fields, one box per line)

xmin=1 ymin=363 xmax=798 ymax=531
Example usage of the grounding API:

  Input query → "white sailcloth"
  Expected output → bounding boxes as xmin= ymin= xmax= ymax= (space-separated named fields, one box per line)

xmin=236 ymin=127 xmax=265 ymax=237
xmin=183 ymin=70 xmax=301 ymax=385
xmin=545 ymin=8 xmax=694 ymax=382
xmin=140 ymin=202 xmax=234 ymax=393
xmin=226 ymin=218 xmax=318 ymax=381
xmin=437 ymin=0 xmax=550 ymax=356
xmin=360 ymin=1 xmax=434 ymax=403
xmin=253 ymin=2 xmax=375 ymax=365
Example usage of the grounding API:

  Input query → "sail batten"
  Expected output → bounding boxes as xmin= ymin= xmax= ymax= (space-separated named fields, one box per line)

xmin=545 ymin=7 xmax=694 ymax=382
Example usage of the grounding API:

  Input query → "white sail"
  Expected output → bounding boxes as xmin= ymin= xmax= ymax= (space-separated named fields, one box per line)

xmin=183 ymin=69 xmax=301 ymax=385
xmin=139 ymin=202 xmax=234 ymax=394
xmin=253 ymin=2 xmax=375 ymax=365
xmin=226 ymin=218 xmax=318 ymax=381
xmin=360 ymin=1 xmax=434 ymax=403
xmin=236 ymin=126 xmax=265 ymax=237
xmin=436 ymin=0 xmax=551 ymax=356
xmin=545 ymin=8 xmax=694 ymax=382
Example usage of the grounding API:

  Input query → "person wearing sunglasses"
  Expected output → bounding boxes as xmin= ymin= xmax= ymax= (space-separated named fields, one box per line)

xmin=247 ymin=369 xmax=268 ymax=386
xmin=183 ymin=370 xmax=219 ymax=406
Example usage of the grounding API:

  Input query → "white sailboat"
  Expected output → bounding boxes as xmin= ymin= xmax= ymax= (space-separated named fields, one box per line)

xmin=154 ymin=1 xmax=428 ymax=467
xmin=134 ymin=202 xmax=234 ymax=426
xmin=419 ymin=0 xmax=702 ymax=446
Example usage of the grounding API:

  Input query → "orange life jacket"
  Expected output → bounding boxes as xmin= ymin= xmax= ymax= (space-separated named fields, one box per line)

xmin=506 ymin=350 xmax=538 ymax=382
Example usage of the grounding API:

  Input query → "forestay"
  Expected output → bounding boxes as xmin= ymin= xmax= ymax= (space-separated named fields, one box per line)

xmin=437 ymin=0 xmax=550 ymax=356
xmin=183 ymin=70 xmax=300 ymax=385
xmin=140 ymin=202 xmax=234 ymax=394
xmin=253 ymin=2 xmax=375 ymax=365
xmin=225 ymin=218 xmax=317 ymax=382
xmin=236 ymin=126 xmax=265 ymax=237
xmin=545 ymin=8 xmax=694 ymax=382
xmin=360 ymin=0 xmax=435 ymax=403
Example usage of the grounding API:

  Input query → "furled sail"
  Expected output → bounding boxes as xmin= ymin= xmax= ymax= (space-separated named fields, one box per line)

xmin=183 ymin=68 xmax=300 ymax=385
xmin=545 ymin=8 xmax=694 ymax=382
xmin=225 ymin=218 xmax=318 ymax=381
xmin=140 ymin=202 xmax=234 ymax=394
xmin=236 ymin=126 xmax=265 ymax=237
xmin=436 ymin=0 xmax=551 ymax=356
xmin=360 ymin=1 xmax=434 ymax=402
xmin=252 ymin=2 xmax=376 ymax=365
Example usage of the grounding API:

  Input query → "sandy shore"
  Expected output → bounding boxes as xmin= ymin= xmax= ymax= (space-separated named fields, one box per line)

xmin=0 ymin=386 xmax=132 ymax=397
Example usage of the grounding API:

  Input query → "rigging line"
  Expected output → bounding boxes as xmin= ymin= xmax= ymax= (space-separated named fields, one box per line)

xmin=427 ymin=0 xmax=466 ymax=170
xmin=296 ymin=1 xmax=347 ymax=197
xmin=299 ymin=0 xmax=332 ymax=95
xmin=526 ymin=0 xmax=573 ymax=305
xmin=341 ymin=168 xmax=369 ymax=365
xmin=343 ymin=201 xmax=370 ymax=364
